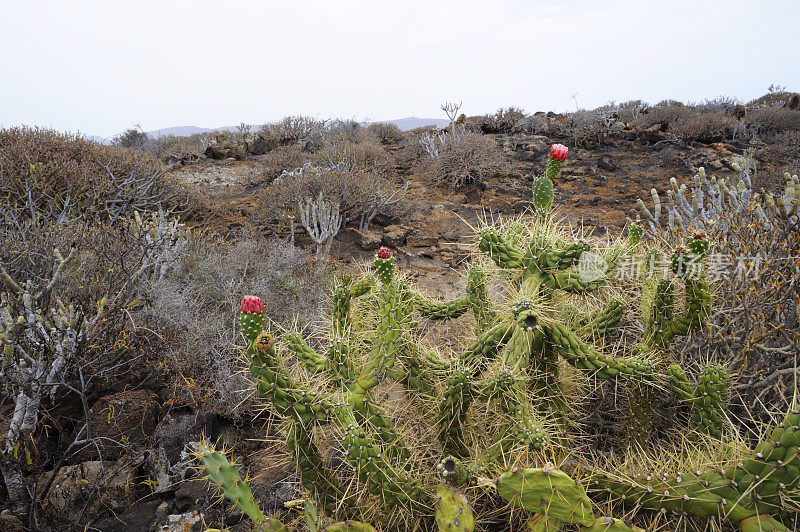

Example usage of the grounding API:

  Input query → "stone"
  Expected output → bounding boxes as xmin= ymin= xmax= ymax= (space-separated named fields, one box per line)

xmin=155 ymin=510 xmax=204 ymax=532
xmin=82 ymin=389 xmax=159 ymax=460
xmin=638 ymin=124 xmax=664 ymax=143
xmin=90 ymin=500 xmax=162 ymax=532
xmin=251 ymin=135 xmax=269 ymax=155
xmin=174 ymin=479 xmax=212 ymax=511
xmin=382 ymin=225 xmax=408 ymax=247
xmin=597 ymin=155 xmax=617 ymax=171
xmin=148 ymin=411 xmax=220 ymax=493
xmin=41 ymin=459 xmax=141 ymax=523
xmin=338 ymin=228 xmax=381 ymax=251
xmin=0 ymin=514 xmax=25 ymax=532
xmin=407 ymin=234 xmax=439 ymax=248
xmin=204 ymin=145 xmax=230 ymax=159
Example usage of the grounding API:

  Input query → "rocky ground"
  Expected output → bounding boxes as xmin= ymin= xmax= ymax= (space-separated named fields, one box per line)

xmin=1 ymin=130 xmax=764 ymax=532
xmin=173 ymin=132 xmax=749 ymax=299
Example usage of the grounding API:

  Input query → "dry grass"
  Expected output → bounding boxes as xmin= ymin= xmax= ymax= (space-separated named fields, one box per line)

xmin=136 ymin=230 xmax=327 ymax=417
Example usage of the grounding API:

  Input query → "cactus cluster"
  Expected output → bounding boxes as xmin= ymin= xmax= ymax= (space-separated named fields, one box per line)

xmin=635 ymin=149 xmax=800 ymax=238
xmin=193 ymin=145 xmax=800 ymax=531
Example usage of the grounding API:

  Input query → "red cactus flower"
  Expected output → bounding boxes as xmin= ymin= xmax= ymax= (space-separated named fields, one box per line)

xmin=376 ymin=247 xmax=392 ymax=260
xmin=239 ymin=295 xmax=264 ymax=314
xmin=549 ymin=144 xmax=568 ymax=162
xmin=692 ymin=230 xmax=707 ymax=239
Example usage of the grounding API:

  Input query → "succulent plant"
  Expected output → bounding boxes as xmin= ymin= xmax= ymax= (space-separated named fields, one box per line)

xmin=190 ymin=145 xmax=800 ymax=531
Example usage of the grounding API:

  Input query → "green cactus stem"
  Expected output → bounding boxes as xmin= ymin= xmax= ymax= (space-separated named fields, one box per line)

xmin=434 ymin=484 xmax=475 ymax=532
xmin=195 ymin=444 xmax=264 ymax=524
xmin=496 ymin=466 xmax=594 ymax=527
xmin=533 ymin=175 xmax=555 ymax=214
xmin=581 ymin=517 xmax=645 ymax=531
xmin=668 ymin=364 xmax=729 ymax=438
xmin=589 ymin=409 xmax=800 ymax=526
xmin=577 ymin=298 xmax=625 ymax=341
xmin=374 ymin=247 xmax=395 ymax=285
xmin=324 ymin=522 xmax=377 ymax=532
xmin=415 ymin=293 xmax=471 ymax=320
xmin=437 ymin=455 xmax=475 ymax=486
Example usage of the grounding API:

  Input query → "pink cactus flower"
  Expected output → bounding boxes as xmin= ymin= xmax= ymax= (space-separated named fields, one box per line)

xmin=549 ymin=144 xmax=568 ymax=162
xmin=376 ymin=247 xmax=392 ymax=260
xmin=239 ymin=295 xmax=264 ymax=314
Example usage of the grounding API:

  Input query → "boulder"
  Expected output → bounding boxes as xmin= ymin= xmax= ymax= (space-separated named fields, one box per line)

xmin=80 ymin=389 xmax=158 ymax=460
xmin=0 ymin=514 xmax=25 ymax=532
xmin=338 ymin=228 xmax=381 ymax=251
xmin=382 ymin=225 xmax=409 ymax=247
xmin=597 ymin=155 xmax=617 ymax=172
xmin=251 ymin=135 xmax=270 ymax=155
xmin=407 ymin=234 xmax=438 ymax=248
xmin=41 ymin=459 xmax=141 ymax=524
xmin=148 ymin=411 xmax=220 ymax=493
xmin=91 ymin=500 xmax=164 ymax=532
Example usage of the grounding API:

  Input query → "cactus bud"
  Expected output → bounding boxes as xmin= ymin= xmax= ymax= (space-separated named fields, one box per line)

xmin=239 ymin=295 xmax=265 ymax=343
xmin=374 ymin=248 xmax=395 ymax=285
xmin=239 ymin=295 xmax=265 ymax=314
xmin=628 ymin=218 xmax=644 ymax=246
xmin=549 ymin=143 xmax=568 ymax=162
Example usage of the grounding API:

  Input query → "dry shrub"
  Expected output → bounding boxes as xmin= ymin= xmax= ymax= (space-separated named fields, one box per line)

xmin=761 ymin=130 xmax=800 ymax=166
xmin=258 ymin=115 xmax=328 ymax=147
xmin=745 ymin=107 xmax=800 ymax=136
xmin=0 ymin=126 xmax=190 ymax=220
xmin=635 ymin=104 xmax=738 ymax=142
xmin=748 ymin=88 xmax=799 ymax=108
xmin=152 ymin=135 xmax=204 ymax=160
xmin=367 ymin=122 xmax=402 ymax=143
xmin=258 ymin=144 xmax=308 ymax=181
xmin=137 ymin=231 xmax=326 ymax=416
xmin=112 ymin=127 xmax=151 ymax=150
xmin=616 ymin=100 xmax=649 ymax=124
xmin=416 ymin=130 xmax=507 ymax=188
xmin=313 ymin=129 xmax=391 ymax=173
xmin=261 ymin=162 xmax=399 ymax=227
xmin=472 ymin=107 xmax=527 ymax=134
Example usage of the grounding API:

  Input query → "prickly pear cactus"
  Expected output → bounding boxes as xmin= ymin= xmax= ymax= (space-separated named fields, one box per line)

xmin=220 ymin=145 xmax=800 ymax=531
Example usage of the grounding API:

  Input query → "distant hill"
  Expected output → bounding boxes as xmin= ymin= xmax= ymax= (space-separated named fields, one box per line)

xmin=146 ymin=125 xmax=243 ymax=138
xmin=374 ymin=117 xmax=450 ymax=131
xmin=91 ymin=117 xmax=452 ymax=143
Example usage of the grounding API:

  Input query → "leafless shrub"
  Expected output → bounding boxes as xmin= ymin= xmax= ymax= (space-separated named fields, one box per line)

xmin=257 ymin=115 xmax=328 ymax=147
xmin=367 ymin=122 xmax=402 ymax=143
xmin=634 ymin=104 xmax=738 ymax=142
xmin=748 ymin=85 xmax=798 ymax=107
xmin=0 ymin=127 xmax=190 ymax=222
xmin=262 ymin=161 xmax=404 ymax=231
xmin=152 ymin=135 xmax=204 ymax=161
xmin=111 ymin=127 xmax=152 ymax=151
xmin=416 ymin=129 xmax=506 ymax=188
xmin=697 ymin=96 xmax=740 ymax=113
xmin=745 ymin=107 xmax=800 ymax=136
xmin=1 ymin=210 xmax=187 ymax=518
xmin=472 ymin=107 xmax=528 ymax=134
xmin=313 ymin=129 xmax=391 ymax=174
xmin=761 ymin=130 xmax=800 ymax=167
xmin=616 ymin=100 xmax=649 ymax=124
xmin=257 ymin=144 xmax=308 ymax=181
xmin=137 ymin=232 xmax=326 ymax=417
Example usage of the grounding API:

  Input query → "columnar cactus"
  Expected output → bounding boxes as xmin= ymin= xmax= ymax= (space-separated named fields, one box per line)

xmin=220 ymin=145 xmax=800 ymax=531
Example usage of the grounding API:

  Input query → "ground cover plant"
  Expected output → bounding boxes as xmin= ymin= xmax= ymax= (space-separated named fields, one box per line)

xmin=194 ymin=145 xmax=800 ymax=531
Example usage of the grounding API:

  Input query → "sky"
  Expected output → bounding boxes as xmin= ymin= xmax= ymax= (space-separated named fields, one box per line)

xmin=2 ymin=0 xmax=798 ymax=138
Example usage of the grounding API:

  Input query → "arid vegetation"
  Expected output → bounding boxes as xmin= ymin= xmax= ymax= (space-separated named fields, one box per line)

xmin=2 ymin=88 xmax=800 ymax=531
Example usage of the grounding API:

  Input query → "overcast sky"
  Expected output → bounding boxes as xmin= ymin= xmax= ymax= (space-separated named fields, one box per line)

xmin=2 ymin=0 xmax=798 ymax=138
